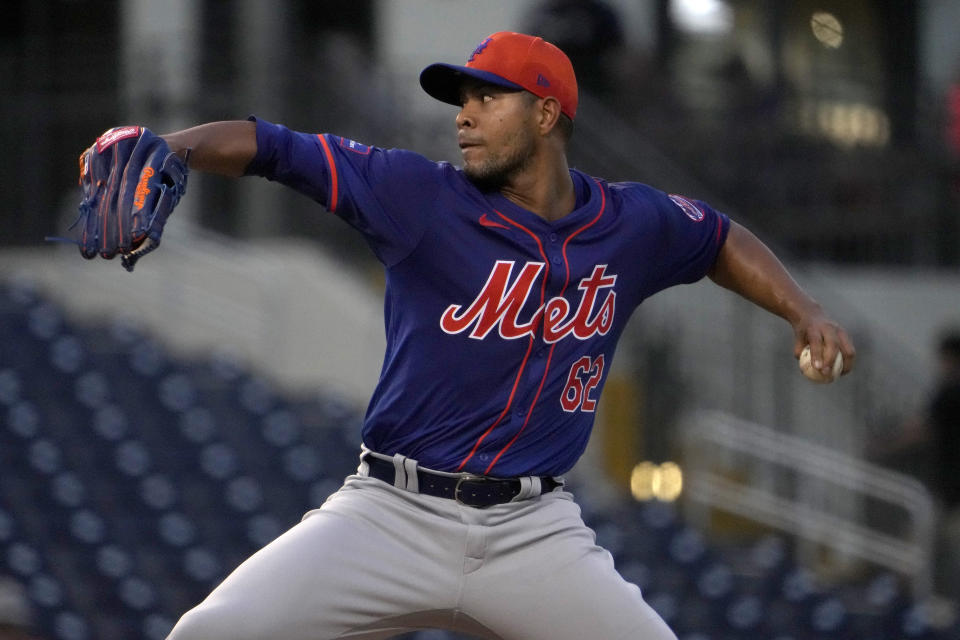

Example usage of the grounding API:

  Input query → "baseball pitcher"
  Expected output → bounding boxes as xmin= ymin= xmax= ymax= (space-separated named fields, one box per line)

xmin=69 ymin=32 xmax=855 ymax=640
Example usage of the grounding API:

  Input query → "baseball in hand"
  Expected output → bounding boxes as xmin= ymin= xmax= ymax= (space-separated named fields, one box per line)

xmin=798 ymin=345 xmax=843 ymax=383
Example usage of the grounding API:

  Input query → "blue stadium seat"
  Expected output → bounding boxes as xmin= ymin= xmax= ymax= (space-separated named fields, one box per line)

xmin=50 ymin=609 xmax=92 ymax=640
xmin=143 ymin=612 xmax=178 ymax=640
xmin=0 ymin=368 xmax=22 ymax=407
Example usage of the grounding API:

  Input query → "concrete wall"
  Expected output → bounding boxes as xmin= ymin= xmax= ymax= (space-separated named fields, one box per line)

xmin=812 ymin=265 xmax=960 ymax=389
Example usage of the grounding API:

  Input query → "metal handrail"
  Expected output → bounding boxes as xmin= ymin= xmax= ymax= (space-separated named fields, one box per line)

xmin=681 ymin=409 xmax=936 ymax=599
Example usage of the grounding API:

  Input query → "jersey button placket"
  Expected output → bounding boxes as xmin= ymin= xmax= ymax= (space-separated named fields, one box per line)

xmin=546 ymin=232 xmax=561 ymax=265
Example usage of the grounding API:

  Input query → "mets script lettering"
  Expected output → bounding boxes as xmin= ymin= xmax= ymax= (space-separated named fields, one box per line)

xmin=440 ymin=260 xmax=616 ymax=343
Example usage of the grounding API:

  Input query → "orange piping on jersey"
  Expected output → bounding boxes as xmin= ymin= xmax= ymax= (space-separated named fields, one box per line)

xmin=316 ymin=134 xmax=339 ymax=213
xmin=560 ymin=181 xmax=607 ymax=290
xmin=484 ymin=343 xmax=556 ymax=474
xmin=494 ymin=210 xmax=549 ymax=324
xmin=485 ymin=182 xmax=607 ymax=474
xmin=456 ymin=337 xmax=536 ymax=472
xmin=456 ymin=210 xmax=550 ymax=473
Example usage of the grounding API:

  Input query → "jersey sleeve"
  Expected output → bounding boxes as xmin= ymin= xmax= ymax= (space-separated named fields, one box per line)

xmin=641 ymin=191 xmax=730 ymax=297
xmin=244 ymin=116 xmax=441 ymax=266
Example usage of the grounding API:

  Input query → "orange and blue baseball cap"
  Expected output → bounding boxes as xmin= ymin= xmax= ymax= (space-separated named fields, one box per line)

xmin=420 ymin=31 xmax=579 ymax=120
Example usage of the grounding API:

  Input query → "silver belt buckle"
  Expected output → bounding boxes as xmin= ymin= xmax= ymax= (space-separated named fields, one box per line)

xmin=454 ymin=474 xmax=486 ymax=506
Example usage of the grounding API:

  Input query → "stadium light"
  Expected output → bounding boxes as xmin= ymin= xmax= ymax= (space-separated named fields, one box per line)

xmin=631 ymin=461 xmax=684 ymax=502
xmin=669 ymin=0 xmax=733 ymax=35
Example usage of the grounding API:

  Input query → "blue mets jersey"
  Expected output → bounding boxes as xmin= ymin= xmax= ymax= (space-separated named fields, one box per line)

xmin=245 ymin=117 xmax=730 ymax=477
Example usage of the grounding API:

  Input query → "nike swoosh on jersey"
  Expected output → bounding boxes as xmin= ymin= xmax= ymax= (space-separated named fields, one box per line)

xmin=478 ymin=213 xmax=510 ymax=230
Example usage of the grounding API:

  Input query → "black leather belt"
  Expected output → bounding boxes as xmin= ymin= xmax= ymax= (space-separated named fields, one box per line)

xmin=364 ymin=455 xmax=562 ymax=508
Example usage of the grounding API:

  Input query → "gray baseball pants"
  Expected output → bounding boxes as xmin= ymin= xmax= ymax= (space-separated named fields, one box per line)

xmin=166 ymin=459 xmax=677 ymax=640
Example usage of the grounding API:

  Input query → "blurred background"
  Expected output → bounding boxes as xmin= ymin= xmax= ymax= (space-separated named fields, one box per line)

xmin=2 ymin=0 xmax=960 ymax=638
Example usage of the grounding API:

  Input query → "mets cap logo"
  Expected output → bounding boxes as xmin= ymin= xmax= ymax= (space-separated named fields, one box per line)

xmin=468 ymin=37 xmax=492 ymax=62
xmin=668 ymin=194 xmax=705 ymax=222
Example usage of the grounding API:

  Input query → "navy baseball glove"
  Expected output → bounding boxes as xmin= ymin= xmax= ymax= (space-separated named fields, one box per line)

xmin=70 ymin=126 xmax=188 ymax=272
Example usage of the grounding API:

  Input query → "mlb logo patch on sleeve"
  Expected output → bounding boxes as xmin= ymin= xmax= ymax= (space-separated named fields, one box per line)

xmin=668 ymin=194 xmax=705 ymax=222
xmin=338 ymin=137 xmax=371 ymax=155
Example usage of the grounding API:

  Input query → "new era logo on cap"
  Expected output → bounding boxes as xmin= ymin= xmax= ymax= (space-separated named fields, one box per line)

xmin=419 ymin=31 xmax=579 ymax=120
